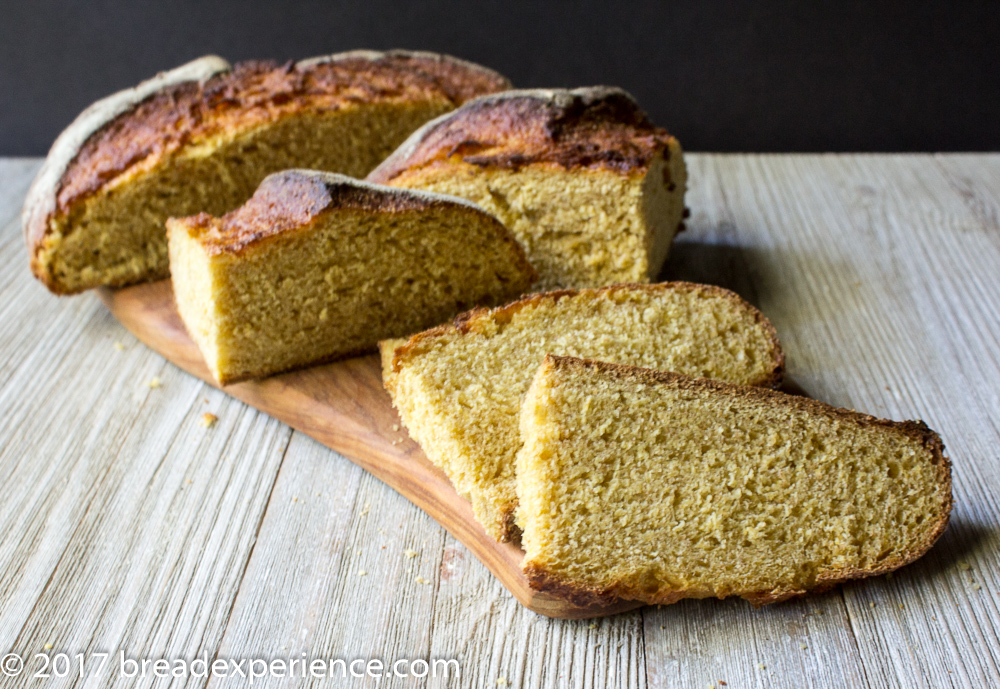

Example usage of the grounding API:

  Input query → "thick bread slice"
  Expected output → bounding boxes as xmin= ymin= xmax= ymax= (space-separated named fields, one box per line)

xmin=380 ymin=282 xmax=784 ymax=541
xmin=517 ymin=355 xmax=952 ymax=607
xmin=368 ymin=87 xmax=686 ymax=291
xmin=25 ymin=51 xmax=510 ymax=294
xmin=167 ymin=170 xmax=536 ymax=385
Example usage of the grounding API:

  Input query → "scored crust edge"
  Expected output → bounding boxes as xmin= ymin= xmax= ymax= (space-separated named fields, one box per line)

xmin=521 ymin=354 xmax=954 ymax=609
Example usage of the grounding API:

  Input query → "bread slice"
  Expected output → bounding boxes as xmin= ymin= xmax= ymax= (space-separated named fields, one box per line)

xmin=24 ymin=50 xmax=510 ymax=294
xmin=368 ymin=87 xmax=686 ymax=291
xmin=167 ymin=170 xmax=536 ymax=385
xmin=517 ymin=355 xmax=952 ymax=607
xmin=380 ymin=282 xmax=784 ymax=541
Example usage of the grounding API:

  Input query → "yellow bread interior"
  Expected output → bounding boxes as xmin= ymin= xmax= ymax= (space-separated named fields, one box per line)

xmin=46 ymin=102 xmax=450 ymax=293
xmin=516 ymin=356 xmax=952 ymax=607
xmin=381 ymin=282 xmax=783 ymax=541
xmin=168 ymin=187 xmax=535 ymax=385
xmin=384 ymin=141 xmax=686 ymax=290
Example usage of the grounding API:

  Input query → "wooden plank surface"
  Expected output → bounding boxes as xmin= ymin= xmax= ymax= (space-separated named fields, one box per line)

xmin=0 ymin=154 xmax=998 ymax=688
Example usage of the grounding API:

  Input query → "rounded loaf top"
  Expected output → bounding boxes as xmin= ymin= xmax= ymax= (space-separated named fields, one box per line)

xmin=368 ymin=86 xmax=678 ymax=184
xmin=23 ymin=50 xmax=511 ymax=250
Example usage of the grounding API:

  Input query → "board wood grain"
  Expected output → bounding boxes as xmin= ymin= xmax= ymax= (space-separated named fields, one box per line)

xmin=98 ymin=279 xmax=641 ymax=620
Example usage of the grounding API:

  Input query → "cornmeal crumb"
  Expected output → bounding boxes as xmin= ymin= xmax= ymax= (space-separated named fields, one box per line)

xmin=415 ymin=576 xmax=430 ymax=585
xmin=44 ymin=643 xmax=53 ymax=650
xmin=358 ymin=570 xmax=367 ymax=576
xmin=405 ymin=549 xmax=419 ymax=559
xmin=393 ymin=424 xmax=399 ymax=432
xmin=147 ymin=377 xmax=161 ymax=389
xmin=360 ymin=502 xmax=370 ymax=517
xmin=497 ymin=677 xmax=507 ymax=686
xmin=200 ymin=412 xmax=218 ymax=428
xmin=958 ymin=561 xmax=971 ymax=571
xmin=113 ymin=342 xmax=125 ymax=351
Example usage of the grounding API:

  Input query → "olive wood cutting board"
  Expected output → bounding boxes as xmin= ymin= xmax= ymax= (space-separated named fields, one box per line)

xmin=99 ymin=280 xmax=642 ymax=619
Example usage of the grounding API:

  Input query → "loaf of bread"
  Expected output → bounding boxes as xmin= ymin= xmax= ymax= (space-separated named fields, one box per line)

xmin=380 ymin=282 xmax=784 ymax=541
xmin=24 ymin=50 xmax=510 ymax=294
xmin=368 ymin=87 xmax=686 ymax=290
xmin=167 ymin=170 xmax=536 ymax=385
xmin=517 ymin=355 xmax=952 ymax=607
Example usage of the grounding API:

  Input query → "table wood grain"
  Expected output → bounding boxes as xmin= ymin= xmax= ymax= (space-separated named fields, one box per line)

xmin=1 ymin=154 xmax=997 ymax=688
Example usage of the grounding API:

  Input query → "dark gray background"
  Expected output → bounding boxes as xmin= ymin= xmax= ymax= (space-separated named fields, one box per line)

xmin=2 ymin=0 xmax=997 ymax=156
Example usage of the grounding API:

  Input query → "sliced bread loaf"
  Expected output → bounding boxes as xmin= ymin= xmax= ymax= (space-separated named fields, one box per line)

xmin=167 ymin=170 xmax=536 ymax=385
xmin=517 ymin=355 xmax=952 ymax=607
xmin=381 ymin=282 xmax=784 ymax=541
xmin=25 ymin=51 xmax=510 ymax=294
xmin=368 ymin=87 xmax=686 ymax=291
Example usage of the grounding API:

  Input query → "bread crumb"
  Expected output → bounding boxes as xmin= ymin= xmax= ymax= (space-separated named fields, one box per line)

xmin=898 ymin=604 xmax=905 ymax=609
xmin=147 ymin=377 xmax=161 ymax=389
xmin=497 ymin=678 xmax=507 ymax=686
xmin=393 ymin=424 xmax=399 ymax=432
xmin=200 ymin=412 xmax=218 ymax=428
xmin=870 ymin=602 xmax=877 ymax=607
xmin=43 ymin=643 xmax=53 ymax=650
xmin=958 ymin=561 xmax=971 ymax=571
xmin=360 ymin=502 xmax=370 ymax=517
xmin=973 ymin=583 xmax=981 ymax=591
xmin=113 ymin=342 xmax=125 ymax=351
xmin=404 ymin=549 xmax=419 ymax=559
xmin=589 ymin=623 xmax=597 ymax=629
xmin=415 ymin=576 xmax=431 ymax=585
xmin=358 ymin=570 xmax=367 ymax=576
xmin=800 ymin=644 xmax=808 ymax=650
xmin=757 ymin=663 xmax=766 ymax=670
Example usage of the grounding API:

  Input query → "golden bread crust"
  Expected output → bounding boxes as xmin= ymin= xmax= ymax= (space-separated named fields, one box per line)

xmin=23 ymin=50 xmax=510 ymax=280
xmin=522 ymin=355 xmax=953 ymax=608
xmin=386 ymin=281 xmax=786 ymax=389
xmin=171 ymin=170 xmax=539 ymax=285
xmin=367 ymin=87 xmax=679 ymax=184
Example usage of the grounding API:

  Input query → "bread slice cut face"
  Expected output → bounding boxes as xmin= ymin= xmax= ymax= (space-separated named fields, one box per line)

xmin=380 ymin=282 xmax=784 ymax=541
xmin=167 ymin=170 xmax=536 ymax=385
xmin=368 ymin=87 xmax=686 ymax=291
xmin=517 ymin=355 xmax=952 ymax=607
xmin=24 ymin=50 xmax=510 ymax=294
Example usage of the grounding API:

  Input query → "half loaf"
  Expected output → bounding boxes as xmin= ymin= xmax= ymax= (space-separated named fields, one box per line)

xmin=368 ymin=87 xmax=686 ymax=290
xmin=24 ymin=50 xmax=510 ymax=294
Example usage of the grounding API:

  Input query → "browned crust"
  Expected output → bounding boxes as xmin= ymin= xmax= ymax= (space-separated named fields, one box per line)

xmin=168 ymin=172 xmax=540 ymax=301
xmin=56 ymin=53 xmax=508 ymax=217
xmin=386 ymin=281 xmax=785 ymax=390
xmin=523 ymin=354 xmax=953 ymax=608
xmin=367 ymin=87 xmax=678 ymax=185
xmin=24 ymin=51 xmax=510 ymax=291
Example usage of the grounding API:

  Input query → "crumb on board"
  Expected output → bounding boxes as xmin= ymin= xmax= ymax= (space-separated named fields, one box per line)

xmin=358 ymin=570 xmax=367 ymax=577
xmin=113 ymin=341 xmax=125 ymax=351
xmin=44 ymin=643 xmax=53 ymax=650
xmin=958 ymin=561 xmax=971 ymax=571
xmin=497 ymin=677 xmax=507 ymax=686
xmin=415 ymin=576 xmax=431 ymax=585
xmin=147 ymin=377 xmax=161 ymax=389
xmin=200 ymin=412 xmax=218 ymax=428
xmin=360 ymin=502 xmax=370 ymax=517
xmin=404 ymin=549 xmax=419 ymax=559
xmin=393 ymin=424 xmax=399 ymax=432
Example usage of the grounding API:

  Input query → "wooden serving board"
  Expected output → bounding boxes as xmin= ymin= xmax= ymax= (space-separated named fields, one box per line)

xmin=99 ymin=280 xmax=642 ymax=619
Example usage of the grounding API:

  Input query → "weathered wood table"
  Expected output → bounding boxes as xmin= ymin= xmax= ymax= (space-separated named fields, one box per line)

xmin=1 ymin=155 xmax=998 ymax=688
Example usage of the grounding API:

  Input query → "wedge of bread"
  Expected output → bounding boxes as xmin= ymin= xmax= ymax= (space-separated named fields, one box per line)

xmin=380 ymin=282 xmax=784 ymax=541
xmin=167 ymin=170 xmax=536 ymax=385
xmin=517 ymin=355 xmax=952 ymax=607
xmin=24 ymin=50 xmax=510 ymax=294
xmin=368 ymin=87 xmax=686 ymax=291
